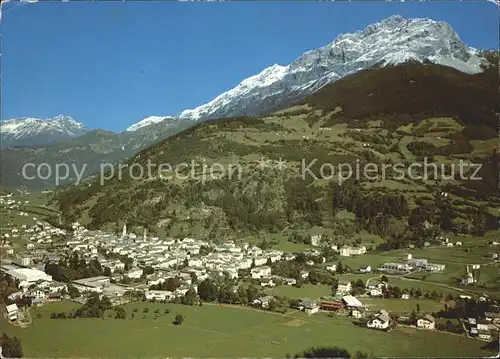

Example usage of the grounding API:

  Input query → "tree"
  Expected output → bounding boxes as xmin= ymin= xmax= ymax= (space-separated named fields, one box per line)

xmin=1 ymin=333 xmax=23 ymax=358
xmin=246 ymin=284 xmax=259 ymax=302
xmin=67 ymin=284 xmax=80 ymax=298
xmin=115 ymin=307 xmax=127 ymax=319
xmin=416 ymin=303 xmax=420 ymax=314
xmin=198 ymin=279 xmax=218 ymax=302
xmin=173 ymin=314 xmax=184 ymax=325
xmin=237 ymin=285 xmax=248 ymax=305
xmin=143 ymin=266 xmax=154 ymax=275
xmin=411 ymin=309 xmax=417 ymax=321
xmin=354 ymin=279 xmax=366 ymax=289
xmin=381 ymin=275 xmax=388 ymax=283
xmin=189 ymin=272 xmax=198 ymax=284
xmin=415 ymin=288 xmax=422 ymax=298
xmin=337 ymin=261 xmax=344 ymax=274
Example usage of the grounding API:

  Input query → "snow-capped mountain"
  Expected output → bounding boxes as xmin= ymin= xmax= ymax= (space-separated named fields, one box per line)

xmin=0 ymin=115 xmax=89 ymax=148
xmin=126 ymin=116 xmax=176 ymax=132
xmin=126 ymin=15 xmax=487 ymax=132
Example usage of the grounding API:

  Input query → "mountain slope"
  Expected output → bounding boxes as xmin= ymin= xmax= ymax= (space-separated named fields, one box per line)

xmin=0 ymin=119 xmax=195 ymax=190
xmin=57 ymin=62 xmax=499 ymax=239
xmin=127 ymin=15 xmax=487 ymax=131
xmin=0 ymin=115 xmax=89 ymax=148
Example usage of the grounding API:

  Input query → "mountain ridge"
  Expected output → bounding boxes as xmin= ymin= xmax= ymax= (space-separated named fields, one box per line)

xmin=3 ymin=15 xmax=489 ymax=141
xmin=0 ymin=115 xmax=89 ymax=148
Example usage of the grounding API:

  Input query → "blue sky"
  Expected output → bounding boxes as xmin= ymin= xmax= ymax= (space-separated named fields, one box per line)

xmin=1 ymin=1 xmax=498 ymax=131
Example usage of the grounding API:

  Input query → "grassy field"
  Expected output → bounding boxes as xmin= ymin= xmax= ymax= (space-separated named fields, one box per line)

xmin=362 ymin=298 xmax=445 ymax=314
xmin=2 ymin=301 xmax=491 ymax=358
xmin=369 ymin=277 xmax=465 ymax=297
xmin=264 ymin=284 xmax=333 ymax=299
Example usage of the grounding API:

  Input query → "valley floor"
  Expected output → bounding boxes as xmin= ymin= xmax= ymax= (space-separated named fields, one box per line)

xmin=2 ymin=301 xmax=492 ymax=358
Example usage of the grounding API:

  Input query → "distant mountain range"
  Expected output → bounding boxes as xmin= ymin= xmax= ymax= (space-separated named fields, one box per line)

xmin=0 ymin=15 xmax=494 ymax=189
xmin=0 ymin=115 xmax=89 ymax=148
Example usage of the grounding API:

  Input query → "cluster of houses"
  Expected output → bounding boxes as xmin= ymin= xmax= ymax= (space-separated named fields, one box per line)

xmin=1 ymin=216 xmax=67 ymax=254
xmin=466 ymin=314 xmax=499 ymax=341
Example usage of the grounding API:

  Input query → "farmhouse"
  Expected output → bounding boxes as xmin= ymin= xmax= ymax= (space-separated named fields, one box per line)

xmin=298 ymin=298 xmax=319 ymax=315
xmin=5 ymin=303 xmax=18 ymax=321
xmin=367 ymin=310 xmax=390 ymax=330
xmin=370 ymin=288 xmax=383 ymax=297
xmin=253 ymin=295 xmax=274 ymax=309
xmin=319 ymin=299 xmax=344 ymax=311
xmin=351 ymin=308 xmax=365 ymax=318
xmin=417 ymin=314 xmax=436 ymax=330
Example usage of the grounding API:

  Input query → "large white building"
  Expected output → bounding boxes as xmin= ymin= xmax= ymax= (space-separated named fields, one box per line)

xmin=145 ymin=290 xmax=175 ymax=301
xmin=339 ymin=246 xmax=367 ymax=257
xmin=5 ymin=268 xmax=52 ymax=285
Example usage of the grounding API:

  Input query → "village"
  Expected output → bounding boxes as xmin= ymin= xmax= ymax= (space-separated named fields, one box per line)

xmin=1 ymin=203 xmax=499 ymax=345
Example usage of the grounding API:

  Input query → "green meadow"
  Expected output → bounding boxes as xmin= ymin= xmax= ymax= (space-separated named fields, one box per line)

xmin=2 ymin=301 xmax=491 ymax=358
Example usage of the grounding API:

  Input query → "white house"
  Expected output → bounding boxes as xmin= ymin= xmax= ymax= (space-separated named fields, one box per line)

xmin=477 ymin=320 xmax=489 ymax=331
xmin=300 ymin=270 xmax=309 ymax=279
xmin=310 ymin=235 xmax=322 ymax=246
xmin=5 ymin=303 xmax=18 ymax=321
xmin=478 ymin=330 xmax=492 ymax=341
xmin=126 ymin=268 xmax=143 ymax=279
xmin=340 ymin=246 xmax=366 ymax=257
xmin=417 ymin=314 xmax=435 ymax=330
xmin=260 ymin=277 xmax=276 ymax=287
xmin=252 ymin=295 xmax=274 ymax=309
xmin=370 ymin=288 xmax=383 ymax=297
xmin=336 ymin=281 xmax=352 ymax=294
xmin=250 ymin=266 xmax=271 ymax=279
xmin=351 ymin=308 xmax=365 ymax=318
xmin=326 ymin=264 xmax=337 ymax=272
xmin=401 ymin=293 xmax=410 ymax=300
xmin=359 ymin=265 xmax=371 ymax=273
xmin=298 ymin=298 xmax=319 ymax=315
xmin=145 ymin=290 xmax=175 ymax=301
xmin=367 ymin=311 xmax=390 ymax=330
